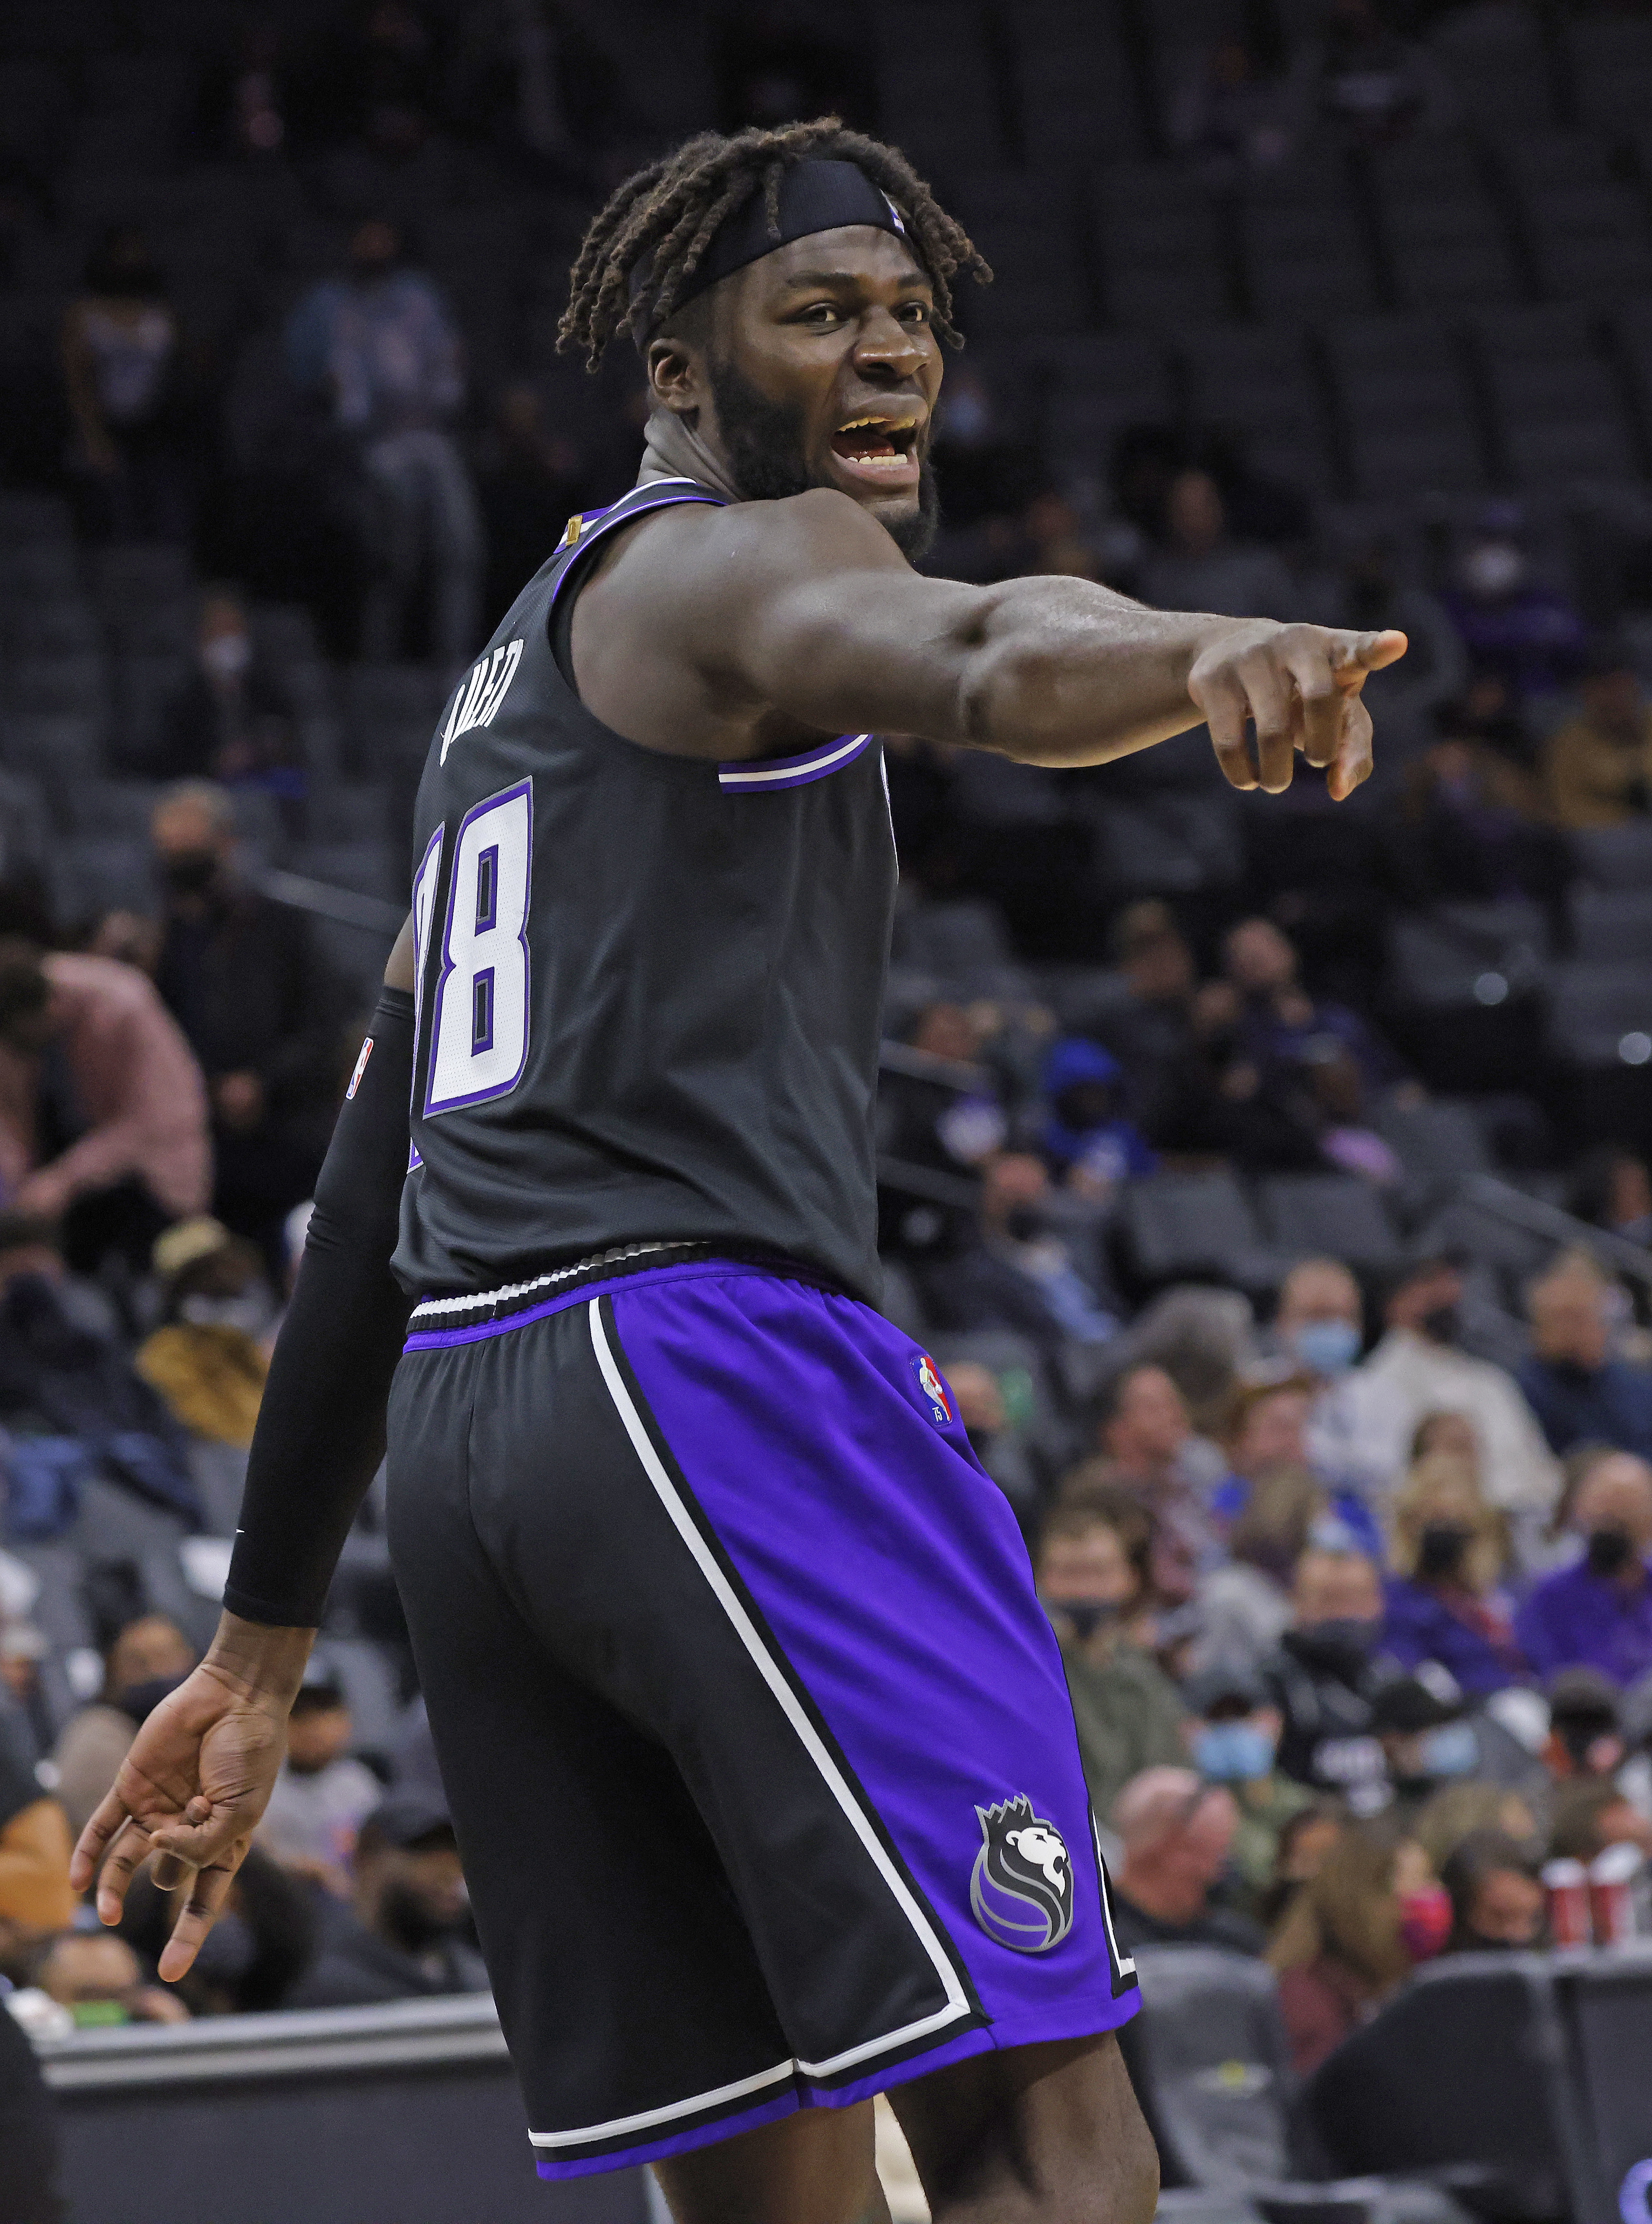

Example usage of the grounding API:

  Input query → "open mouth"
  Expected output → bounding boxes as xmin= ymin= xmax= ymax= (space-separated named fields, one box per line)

xmin=830 ymin=411 xmax=922 ymax=488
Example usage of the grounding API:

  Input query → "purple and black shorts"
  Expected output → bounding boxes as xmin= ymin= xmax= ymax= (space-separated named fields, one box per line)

xmin=387 ymin=1251 xmax=1138 ymax=2182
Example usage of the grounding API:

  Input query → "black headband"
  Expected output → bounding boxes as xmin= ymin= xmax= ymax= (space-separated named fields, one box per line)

xmin=635 ymin=158 xmax=916 ymax=338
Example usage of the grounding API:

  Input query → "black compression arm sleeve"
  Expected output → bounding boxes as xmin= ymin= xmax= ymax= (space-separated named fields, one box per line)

xmin=223 ymin=989 xmax=415 ymax=1627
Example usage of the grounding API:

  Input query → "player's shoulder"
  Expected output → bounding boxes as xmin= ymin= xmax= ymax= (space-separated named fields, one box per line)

xmin=625 ymin=484 xmax=899 ymax=591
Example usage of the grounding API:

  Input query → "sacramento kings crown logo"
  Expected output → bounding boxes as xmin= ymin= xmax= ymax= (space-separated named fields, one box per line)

xmin=970 ymin=1795 xmax=1074 ymax=1954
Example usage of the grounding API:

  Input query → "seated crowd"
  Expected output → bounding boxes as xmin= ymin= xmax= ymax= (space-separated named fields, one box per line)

xmin=1 ymin=792 xmax=1652 ymax=2083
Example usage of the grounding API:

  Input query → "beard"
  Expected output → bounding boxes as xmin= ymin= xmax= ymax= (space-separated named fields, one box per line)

xmin=706 ymin=354 xmax=939 ymax=562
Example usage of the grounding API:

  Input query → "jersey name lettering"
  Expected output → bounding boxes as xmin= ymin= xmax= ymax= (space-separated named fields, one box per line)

xmin=440 ymin=638 xmax=524 ymax=762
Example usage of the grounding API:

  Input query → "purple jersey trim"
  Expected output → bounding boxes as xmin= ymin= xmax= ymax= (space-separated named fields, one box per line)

xmin=403 ymin=1257 xmax=751 ymax=1349
xmin=717 ymin=731 xmax=874 ymax=793
xmin=545 ymin=482 xmax=724 ymax=625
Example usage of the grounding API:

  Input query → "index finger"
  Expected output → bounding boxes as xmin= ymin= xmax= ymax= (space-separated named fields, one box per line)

xmin=1333 ymin=628 xmax=1408 ymax=682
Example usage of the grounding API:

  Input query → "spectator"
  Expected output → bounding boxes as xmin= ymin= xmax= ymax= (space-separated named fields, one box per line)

xmin=1515 ymin=1451 xmax=1652 ymax=1687
xmin=1543 ymin=1666 xmax=1629 ymax=1786
xmin=1307 ymin=0 xmax=1453 ymax=144
xmin=1039 ymin=1037 xmax=1156 ymax=1201
xmin=0 ymin=1724 xmax=73 ymax=1944
xmin=1224 ymin=918 xmax=1406 ymax=1106
xmin=946 ymin=1361 xmax=1039 ymax=1519
xmin=1549 ymin=1774 xmax=1652 ymax=1864
xmin=1393 ymin=734 xmax=1569 ymax=919
xmin=1089 ymin=1363 xmax=1223 ymax=1605
xmin=258 ymin=1652 xmax=385 ymax=1893
xmin=0 ymin=937 xmax=210 ymax=1275
xmin=923 ymin=1154 xmax=1117 ymax=1357
xmin=1543 ymin=649 xmax=1652 ymax=830
xmin=1440 ymin=513 xmax=1586 ymax=704
xmin=0 ymin=1219 xmax=199 ymax=1537
xmin=284 ymin=216 xmax=482 ymax=667
xmin=1571 ymin=1146 xmax=1652 ymax=1250
xmin=1257 ymin=1798 xmax=1347 ymax=1930
xmin=1382 ymin=1452 xmax=1523 ymax=1696
xmin=289 ymin=1791 xmax=488 ymax=2008
xmin=149 ymin=783 xmax=348 ymax=1251
xmin=1168 ymin=30 xmax=1308 ymax=178
xmin=1411 ymin=1781 xmax=1539 ymax=1880
xmin=118 ymin=1843 xmax=315 ymax=2017
xmin=882 ymin=1002 xmax=1006 ymax=1179
xmin=1439 ymin=1829 xmax=1546 ymax=1953
xmin=1367 ymin=1674 xmax=1482 ymax=1828
xmin=1091 ymin=902 xmax=1199 ymax=1134
xmin=1035 ymin=1500 xmax=1186 ymax=1821
xmin=25 ymin=1931 xmax=187 ymax=2027
xmin=1137 ymin=468 xmax=1295 ymax=622
xmin=146 ymin=589 xmax=303 ymax=803
xmin=1272 ymin=1258 xmax=1399 ymax=1505
xmin=1108 ymin=1768 xmax=1264 ymax=1956
xmin=136 ymin=1217 xmax=272 ymax=1449
xmin=51 ymin=1616 xmax=196 ymax=1843
xmin=1268 ymin=1829 xmax=1447 ymax=2078
xmin=61 ymin=225 xmax=192 ymax=544
xmin=1211 ymin=1376 xmax=1384 ymax=1561
xmin=1194 ymin=1465 xmax=1327 ymax=1674
xmin=1261 ymin=1546 xmax=1389 ymax=1798
xmin=1151 ymin=976 xmax=1328 ymax=1174
xmin=1183 ymin=1662 xmax=1312 ymax=1919
xmin=1519 ymin=1251 xmax=1652 ymax=1462
xmin=1336 ymin=1256 xmax=1560 ymax=1525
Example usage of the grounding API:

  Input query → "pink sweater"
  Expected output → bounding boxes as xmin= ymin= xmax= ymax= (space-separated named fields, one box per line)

xmin=0 ymin=953 xmax=211 ymax=1219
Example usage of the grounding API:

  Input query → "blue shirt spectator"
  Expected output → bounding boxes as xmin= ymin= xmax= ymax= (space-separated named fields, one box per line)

xmin=1209 ymin=1378 xmax=1385 ymax=1562
xmin=1518 ymin=1253 xmax=1652 ymax=1459
xmin=1513 ymin=1451 xmax=1652 ymax=1688
xmin=285 ymin=220 xmax=463 ymax=438
xmin=1382 ymin=1574 xmax=1524 ymax=1697
xmin=1380 ymin=1451 xmax=1525 ymax=1696
xmin=1041 ymin=1038 xmax=1156 ymax=1197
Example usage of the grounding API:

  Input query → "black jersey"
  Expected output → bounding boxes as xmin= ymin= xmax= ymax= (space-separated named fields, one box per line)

xmin=392 ymin=476 xmax=897 ymax=1306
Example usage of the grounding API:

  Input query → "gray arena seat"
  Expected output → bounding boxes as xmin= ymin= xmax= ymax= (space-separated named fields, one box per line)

xmin=1125 ymin=1946 xmax=1472 ymax=2222
xmin=1176 ymin=326 xmax=1336 ymax=491
xmin=1120 ymin=1172 xmax=1276 ymax=1290
xmin=1428 ymin=2 xmax=1556 ymax=132
xmin=1371 ymin=139 xmax=1521 ymax=311
xmin=1566 ymin=11 xmax=1652 ymax=136
xmin=1571 ymin=886 xmax=1652 ymax=966
xmin=1238 ymin=165 xmax=1376 ymax=328
xmin=1323 ymin=316 xmax=1487 ymax=497
xmin=1093 ymin=165 xmax=1234 ymax=328
xmin=1258 ymin=1174 xmax=1405 ymax=1274
xmin=1544 ymin=962 xmax=1652 ymax=1067
xmin=1016 ymin=0 xmax=1144 ymax=170
xmin=1039 ymin=333 xmax=1175 ymax=477
xmin=1572 ymin=820 xmax=1652 ymax=887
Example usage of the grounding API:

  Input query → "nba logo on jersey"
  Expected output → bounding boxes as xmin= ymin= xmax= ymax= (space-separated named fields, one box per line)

xmin=439 ymin=638 xmax=525 ymax=762
xmin=912 ymin=1352 xmax=953 ymax=1427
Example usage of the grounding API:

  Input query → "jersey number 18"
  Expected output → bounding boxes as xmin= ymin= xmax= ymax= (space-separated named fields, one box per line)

xmin=412 ymin=780 xmax=534 ymax=1116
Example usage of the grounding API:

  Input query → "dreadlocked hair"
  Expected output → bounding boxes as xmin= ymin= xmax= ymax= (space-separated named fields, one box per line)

xmin=559 ymin=117 xmax=991 ymax=370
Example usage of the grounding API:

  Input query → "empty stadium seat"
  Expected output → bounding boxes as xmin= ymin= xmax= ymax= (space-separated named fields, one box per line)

xmin=1237 ymin=163 xmax=1376 ymax=328
xmin=1176 ymin=326 xmax=1335 ymax=491
xmin=1038 ymin=333 xmax=1175 ymax=476
xmin=1389 ymin=899 xmax=1549 ymax=1010
xmin=1016 ymin=0 xmax=1144 ymax=169
xmin=1372 ymin=1098 xmax=1490 ymax=1187
xmin=890 ymin=897 xmax=1013 ymax=979
xmin=0 ymin=767 xmax=51 ymax=881
xmin=1566 ymin=12 xmax=1652 ymax=137
xmin=1120 ymin=1172 xmax=1276 ymax=1290
xmin=1571 ymin=886 xmax=1652 ymax=966
xmin=1466 ymin=304 xmax=1638 ymax=485
xmin=49 ymin=838 xmax=156 ymax=923
xmin=1572 ymin=820 xmax=1652 ymax=887
xmin=1370 ymin=140 xmax=1521 ymax=311
xmin=1092 ymin=166 xmax=1233 ymax=328
xmin=1258 ymin=1174 xmax=1404 ymax=1273
xmin=1322 ymin=316 xmax=1486 ymax=497
xmin=0 ymin=711 xmax=106 ymax=800
xmin=1545 ymin=961 xmax=1652 ymax=1066
xmin=1428 ymin=2 xmax=1555 ymax=132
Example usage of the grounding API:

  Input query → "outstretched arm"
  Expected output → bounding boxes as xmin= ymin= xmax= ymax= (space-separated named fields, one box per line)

xmin=72 ymin=927 xmax=418 ymax=1974
xmin=641 ymin=492 xmax=1405 ymax=798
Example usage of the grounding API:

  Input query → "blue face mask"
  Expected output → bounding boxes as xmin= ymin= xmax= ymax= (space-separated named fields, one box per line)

xmin=1290 ymin=1319 xmax=1362 ymax=1378
xmin=1417 ymin=1722 xmax=1479 ymax=1779
xmin=1193 ymin=1721 xmax=1277 ymax=1783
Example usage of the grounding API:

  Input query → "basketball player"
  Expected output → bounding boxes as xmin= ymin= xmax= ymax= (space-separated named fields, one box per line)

xmin=73 ymin=120 xmax=1404 ymax=2224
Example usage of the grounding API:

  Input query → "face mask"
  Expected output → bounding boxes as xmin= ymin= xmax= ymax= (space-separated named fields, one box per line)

xmin=1042 ymin=1597 xmax=1120 ymax=1643
xmin=116 ymin=1673 xmax=186 ymax=1726
xmin=180 ymin=1290 xmax=272 ymax=1337
xmin=1398 ymin=1884 xmax=1453 ymax=1962
xmin=162 ymin=848 xmax=218 ymax=894
xmin=1004 ymin=1205 xmax=1044 ymax=1245
xmin=1462 ymin=543 xmax=1525 ymax=600
xmin=1415 ymin=1721 xmax=1479 ymax=1779
xmin=1290 ymin=1319 xmax=1361 ymax=1378
xmin=200 ymin=632 xmax=251 ymax=681
xmin=1416 ymin=1523 xmax=1472 ymax=1585
xmin=1417 ymin=1305 xmax=1459 ymax=1346
xmin=1193 ymin=1721 xmax=1277 ymax=1783
xmin=1588 ymin=1525 xmax=1637 ymax=1579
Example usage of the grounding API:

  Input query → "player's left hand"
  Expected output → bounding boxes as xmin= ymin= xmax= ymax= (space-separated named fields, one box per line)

xmin=1188 ymin=623 xmax=1407 ymax=801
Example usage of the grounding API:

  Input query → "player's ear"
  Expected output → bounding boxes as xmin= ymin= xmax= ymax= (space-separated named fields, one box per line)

xmin=645 ymin=334 xmax=705 ymax=420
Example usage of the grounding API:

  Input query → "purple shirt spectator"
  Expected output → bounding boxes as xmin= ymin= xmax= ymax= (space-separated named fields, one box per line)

xmin=1514 ymin=1558 xmax=1652 ymax=1689
xmin=1383 ymin=1575 xmax=1525 ymax=1697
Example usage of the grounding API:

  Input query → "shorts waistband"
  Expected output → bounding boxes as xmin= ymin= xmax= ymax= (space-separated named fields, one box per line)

xmin=404 ymin=1246 xmax=853 ymax=1351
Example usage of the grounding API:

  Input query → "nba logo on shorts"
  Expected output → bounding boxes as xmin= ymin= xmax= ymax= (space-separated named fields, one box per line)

xmin=971 ymin=1796 xmax=1074 ymax=1954
xmin=912 ymin=1352 xmax=953 ymax=1426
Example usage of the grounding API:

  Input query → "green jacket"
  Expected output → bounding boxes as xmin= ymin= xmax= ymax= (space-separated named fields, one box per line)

xmin=1061 ymin=1637 xmax=1189 ymax=1824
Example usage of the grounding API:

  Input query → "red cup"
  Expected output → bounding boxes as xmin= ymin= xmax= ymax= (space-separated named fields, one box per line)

xmin=1544 ymin=1857 xmax=1592 ymax=1947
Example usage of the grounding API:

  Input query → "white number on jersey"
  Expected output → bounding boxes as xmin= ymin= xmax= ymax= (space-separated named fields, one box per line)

xmin=419 ymin=780 xmax=533 ymax=1116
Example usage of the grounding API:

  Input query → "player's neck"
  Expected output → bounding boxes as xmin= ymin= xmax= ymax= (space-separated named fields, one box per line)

xmin=638 ymin=407 xmax=741 ymax=504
